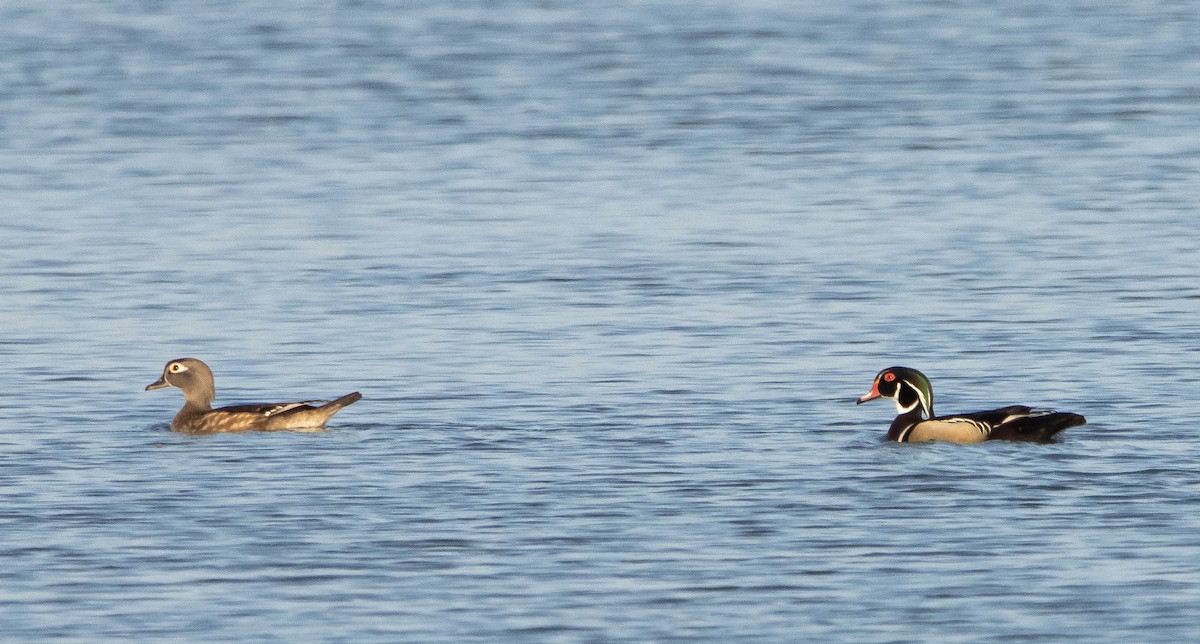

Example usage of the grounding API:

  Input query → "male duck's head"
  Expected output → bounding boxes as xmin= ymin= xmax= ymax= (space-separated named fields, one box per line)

xmin=856 ymin=366 xmax=934 ymax=418
xmin=146 ymin=358 xmax=216 ymax=408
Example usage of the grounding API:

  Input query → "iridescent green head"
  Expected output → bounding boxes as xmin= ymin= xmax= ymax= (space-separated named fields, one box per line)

xmin=856 ymin=366 xmax=934 ymax=418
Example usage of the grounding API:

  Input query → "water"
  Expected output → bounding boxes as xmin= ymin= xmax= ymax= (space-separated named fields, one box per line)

xmin=2 ymin=0 xmax=1199 ymax=640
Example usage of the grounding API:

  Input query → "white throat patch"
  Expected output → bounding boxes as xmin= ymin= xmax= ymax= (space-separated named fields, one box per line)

xmin=893 ymin=381 xmax=931 ymax=418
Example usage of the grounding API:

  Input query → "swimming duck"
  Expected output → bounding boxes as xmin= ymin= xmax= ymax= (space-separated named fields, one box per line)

xmin=146 ymin=358 xmax=361 ymax=433
xmin=856 ymin=366 xmax=1084 ymax=443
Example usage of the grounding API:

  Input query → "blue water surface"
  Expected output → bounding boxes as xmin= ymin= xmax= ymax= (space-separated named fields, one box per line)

xmin=2 ymin=1 xmax=1199 ymax=641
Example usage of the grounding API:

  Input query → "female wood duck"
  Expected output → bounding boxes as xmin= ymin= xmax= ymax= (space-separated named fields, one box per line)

xmin=856 ymin=366 xmax=1084 ymax=443
xmin=146 ymin=358 xmax=362 ymax=433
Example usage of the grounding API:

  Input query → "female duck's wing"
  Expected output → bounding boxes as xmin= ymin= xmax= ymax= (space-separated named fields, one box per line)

xmin=215 ymin=401 xmax=329 ymax=417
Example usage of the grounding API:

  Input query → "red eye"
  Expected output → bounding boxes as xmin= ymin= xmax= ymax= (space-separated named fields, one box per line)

xmin=883 ymin=372 xmax=895 ymax=382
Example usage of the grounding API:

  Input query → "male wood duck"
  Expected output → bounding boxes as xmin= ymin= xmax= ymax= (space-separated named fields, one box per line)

xmin=146 ymin=358 xmax=362 ymax=433
xmin=856 ymin=366 xmax=1084 ymax=443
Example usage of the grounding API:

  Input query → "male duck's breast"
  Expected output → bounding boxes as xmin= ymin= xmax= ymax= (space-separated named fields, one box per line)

xmin=905 ymin=419 xmax=990 ymax=444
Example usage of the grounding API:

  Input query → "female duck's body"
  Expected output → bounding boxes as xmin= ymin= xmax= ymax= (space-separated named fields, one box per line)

xmin=146 ymin=358 xmax=361 ymax=433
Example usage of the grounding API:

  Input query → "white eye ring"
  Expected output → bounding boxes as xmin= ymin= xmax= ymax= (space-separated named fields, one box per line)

xmin=169 ymin=363 xmax=186 ymax=373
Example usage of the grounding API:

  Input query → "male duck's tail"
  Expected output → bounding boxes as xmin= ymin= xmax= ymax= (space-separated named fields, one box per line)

xmin=989 ymin=412 xmax=1085 ymax=442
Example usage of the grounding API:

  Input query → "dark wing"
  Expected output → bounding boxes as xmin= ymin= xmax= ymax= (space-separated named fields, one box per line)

xmin=215 ymin=401 xmax=330 ymax=418
xmin=943 ymin=405 xmax=1036 ymax=427
xmin=929 ymin=405 xmax=1084 ymax=442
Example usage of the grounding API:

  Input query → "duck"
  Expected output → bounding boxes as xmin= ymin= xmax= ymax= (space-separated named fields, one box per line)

xmin=145 ymin=357 xmax=362 ymax=433
xmin=856 ymin=366 xmax=1084 ymax=443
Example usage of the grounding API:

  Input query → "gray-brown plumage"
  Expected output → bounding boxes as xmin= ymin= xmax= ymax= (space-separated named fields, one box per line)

xmin=146 ymin=358 xmax=361 ymax=433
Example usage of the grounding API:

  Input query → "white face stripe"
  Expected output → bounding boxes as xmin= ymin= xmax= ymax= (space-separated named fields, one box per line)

xmin=893 ymin=395 xmax=920 ymax=415
xmin=916 ymin=383 xmax=931 ymax=417
xmin=892 ymin=380 xmax=931 ymax=418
